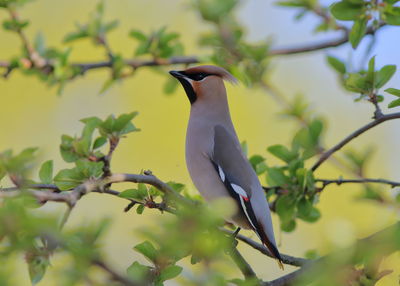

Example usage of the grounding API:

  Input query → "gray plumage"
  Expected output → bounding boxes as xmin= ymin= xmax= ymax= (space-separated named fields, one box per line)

xmin=169 ymin=65 xmax=283 ymax=267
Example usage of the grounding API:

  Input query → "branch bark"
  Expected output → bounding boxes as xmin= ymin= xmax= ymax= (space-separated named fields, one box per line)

xmin=222 ymin=229 xmax=309 ymax=267
xmin=262 ymin=222 xmax=400 ymax=286
xmin=316 ymin=177 xmax=400 ymax=189
xmin=92 ymin=259 xmax=139 ymax=286
xmin=227 ymin=246 xmax=259 ymax=282
xmin=312 ymin=112 xmax=400 ymax=172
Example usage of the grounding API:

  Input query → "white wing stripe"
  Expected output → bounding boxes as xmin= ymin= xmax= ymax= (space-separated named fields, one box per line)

xmin=218 ymin=165 xmax=225 ymax=182
xmin=231 ymin=183 xmax=247 ymax=198
xmin=239 ymin=196 xmax=258 ymax=237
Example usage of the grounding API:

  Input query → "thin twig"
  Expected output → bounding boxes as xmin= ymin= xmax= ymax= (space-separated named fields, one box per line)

xmin=106 ymin=173 xmax=195 ymax=206
xmin=92 ymin=259 xmax=139 ymax=286
xmin=222 ymin=229 xmax=309 ymax=267
xmin=269 ymin=23 xmax=385 ymax=56
xmin=7 ymin=8 xmax=34 ymax=59
xmin=59 ymin=206 xmax=73 ymax=230
xmin=312 ymin=112 xmax=400 ymax=171
xmin=227 ymin=247 xmax=259 ymax=282
xmin=316 ymin=177 xmax=400 ymax=190
xmin=0 ymin=23 xmax=387 ymax=76
xmin=262 ymin=268 xmax=306 ymax=286
xmin=75 ymin=56 xmax=200 ymax=74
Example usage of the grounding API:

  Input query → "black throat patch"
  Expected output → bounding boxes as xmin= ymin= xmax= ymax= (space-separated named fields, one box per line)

xmin=177 ymin=77 xmax=197 ymax=104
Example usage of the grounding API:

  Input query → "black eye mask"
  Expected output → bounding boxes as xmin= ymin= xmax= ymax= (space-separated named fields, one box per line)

xmin=169 ymin=70 xmax=214 ymax=105
xmin=181 ymin=72 xmax=212 ymax=81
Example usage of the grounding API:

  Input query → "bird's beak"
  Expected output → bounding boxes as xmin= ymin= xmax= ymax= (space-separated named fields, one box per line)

xmin=169 ymin=70 xmax=185 ymax=79
xmin=169 ymin=70 xmax=197 ymax=104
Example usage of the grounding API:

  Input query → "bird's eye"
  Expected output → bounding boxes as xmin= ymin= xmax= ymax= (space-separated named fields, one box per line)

xmin=191 ymin=73 xmax=207 ymax=81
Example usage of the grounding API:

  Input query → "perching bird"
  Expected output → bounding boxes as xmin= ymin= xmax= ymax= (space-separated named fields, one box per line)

xmin=169 ymin=65 xmax=283 ymax=269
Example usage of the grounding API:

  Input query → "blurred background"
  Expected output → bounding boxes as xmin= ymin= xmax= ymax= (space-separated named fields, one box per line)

xmin=0 ymin=0 xmax=399 ymax=284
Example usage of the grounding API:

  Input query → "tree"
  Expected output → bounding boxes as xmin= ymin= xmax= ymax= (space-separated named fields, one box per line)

xmin=0 ymin=0 xmax=399 ymax=285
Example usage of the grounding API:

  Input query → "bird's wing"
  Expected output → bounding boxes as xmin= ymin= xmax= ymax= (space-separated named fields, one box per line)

xmin=211 ymin=125 xmax=282 ymax=266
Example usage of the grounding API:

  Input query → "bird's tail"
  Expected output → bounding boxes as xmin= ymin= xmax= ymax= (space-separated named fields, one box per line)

xmin=264 ymin=240 xmax=284 ymax=270
xmin=257 ymin=225 xmax=284 ymax=270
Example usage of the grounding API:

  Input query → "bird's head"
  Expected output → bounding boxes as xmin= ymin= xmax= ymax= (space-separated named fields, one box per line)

xmin=169 ymin=65 xmax=237 ymax=104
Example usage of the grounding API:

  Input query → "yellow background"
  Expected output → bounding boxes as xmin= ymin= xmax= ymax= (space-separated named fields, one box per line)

xmin=0 ymin=0 xmax=399 ymax=284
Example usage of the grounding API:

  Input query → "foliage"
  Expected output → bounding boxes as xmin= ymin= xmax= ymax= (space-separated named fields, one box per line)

xmin=0 ymin=0 xmax=400 ymax=285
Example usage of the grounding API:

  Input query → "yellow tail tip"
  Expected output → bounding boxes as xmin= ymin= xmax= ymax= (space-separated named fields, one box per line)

xmin=277 ymin=260 xmax=284 ymax=270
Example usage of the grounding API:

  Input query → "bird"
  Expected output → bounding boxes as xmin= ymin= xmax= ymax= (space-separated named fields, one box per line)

xmin=169 ymin=65 xmax=283 ymax=269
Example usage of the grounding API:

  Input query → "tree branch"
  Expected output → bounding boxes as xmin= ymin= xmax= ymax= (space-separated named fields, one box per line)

xmin=316 ymin=177 xmax=400 ymax=190
xmin=263 ymin=268 xmax=306 ymax=286
xmin=227 ymin=246 xmax=259 ymax=282
xmin=0 ymin=23 xmax=387 ymax=78
xmin=312 ymin=112 xmax=400 ymax=172
xmin=269 ymin=23 xmax=385 ymax=56
xmin=222 ymin=229 xmax=309 ymax=267
xmin=263 ymin=222 xmax=400 ymax=286
xmin=0 ymin=181 xmax=95 ymax=207
xmin=74 ymin=56 xmax=200 ymax=75
xmin=92 ymin=259 xmax=139 ymax=286
xmin=106 ymin=172 xmax=195 ymax=206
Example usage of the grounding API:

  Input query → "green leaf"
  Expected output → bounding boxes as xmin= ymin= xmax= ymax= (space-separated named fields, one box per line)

xmin=304 ymin=249 xmax=320 ymax=260
xmin=2 ymin=19 xmax=29 ymax=31
xmin=297 ymin=197 xmax=312 ymax=217
xmin=119 ymin=189 xmax=136 ymax=199
xmin=281 ymin=219 xmax=296 ymax=232
xmin=349 ymin=18 xmax=367 ymax=49
xmin=127 ymin=261 xmax=151 ymax=281
xmin=163 ymin=77 xmax=178 ymax=94
xmin=384 ymin=7 xmax=400 ymax=25
xmin=330 ymin=1 xmax=364 ymax=21
xmin=366 ymin=56 xmax=376 ymax=85
xmin=100 ymin=78 xmax=115 ymax=94
xmin=54 ymin=168 xmax=84 ymax=190
xmin=63 ymin=29 xmax=90 ymax=43
xmin=93 ymin=136 xmax=107 ymax=149
xmin=34 ymin=32 xmax=46 ymax=56
xmin=326 ymin=56 xmax=346 ymax=74
xmin=136 ymin=204 xmax=145 ymax=214
xmin=385 ymin=88 xmax=400 ymax=97
xmin=267 ymin=145 xmax=297 ymax=163
xmin=158 ymin=265 xmax=182 ymax=282
xmin=129 ymin=29 xmax=147 ymax=41
xmin=295 ymin=168 xmax=308 ymax=191
xmin=1 ymin=147 xmax=38 ymax=178
xmin=299 ymin=207 xmax=321 ymax=222
xmin=167 ymin=181 xmax=185 ymax=193
xmin=388 ymin=98 xmax=400 ymax=108
xmin=39 ymin=160 xmax=53 ymax=184
xmin=309 ymin=119 xmax=323 ymax=143
xmin=134 ymin=241 xmax=157 ymax=263
xmin=120 ymin=122 xmax=140 ymax=135
xmin=376 ymin=65 xmax=396 ymax=88
xmin=27 ymin=254 xmax=49 ymax=285
xmin=344 ymin=72 xmax=369 ymax=93
xmin=276 ymin=1 xmax=307 ymax=8
xmin=249 ymin=155 xmax=267 ymax=175
xmin=114 ymin=112 xmax=139 ymax=132
xmin=60 ymin=135 xmax=80 ymax=163
xmin=266 ymin=167 xmax=289 ymax=186
xmin=54 ymin=160 xmax=103 ymax=190
xmin=104 ymin=19 xmax=119 ymax=32
xmin=190 ymin=254 xmax=202 ymax=264
xmin=75 ymin=160 xmax=103 ymax=178
xmin=275 ymin=195 xmax=296 ymax=222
